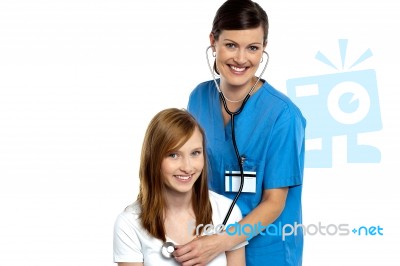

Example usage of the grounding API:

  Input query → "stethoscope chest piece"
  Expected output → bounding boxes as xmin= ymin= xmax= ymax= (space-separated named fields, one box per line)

xmin=161 ymin=241 xmax=176 ymax=258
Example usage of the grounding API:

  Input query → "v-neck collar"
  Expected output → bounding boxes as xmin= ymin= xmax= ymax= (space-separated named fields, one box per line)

xmin=211 ymin=80 xmax=265 ymax=142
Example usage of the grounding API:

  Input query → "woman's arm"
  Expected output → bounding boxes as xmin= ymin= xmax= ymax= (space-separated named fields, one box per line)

xmin=173 ymin=188 xmax=288 ymax=266
xmin=226 ymin=246 xmax=245 ymax=266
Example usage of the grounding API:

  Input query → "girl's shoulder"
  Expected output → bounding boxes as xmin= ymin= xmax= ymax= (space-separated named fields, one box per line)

xmin=208 ymin=190 xmax=239 ymax=212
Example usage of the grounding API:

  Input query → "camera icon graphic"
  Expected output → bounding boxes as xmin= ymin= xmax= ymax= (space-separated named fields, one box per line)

xmin=286 ymin=40 xmax=382 ymax=168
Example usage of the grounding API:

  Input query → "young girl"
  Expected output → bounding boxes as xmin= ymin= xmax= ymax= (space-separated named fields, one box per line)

xmin=113 ymin=108 xmax=247 ymax=265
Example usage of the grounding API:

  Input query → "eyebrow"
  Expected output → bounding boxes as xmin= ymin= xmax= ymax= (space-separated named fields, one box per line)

xmin=223 ymin=38 xmax=263 ymax=45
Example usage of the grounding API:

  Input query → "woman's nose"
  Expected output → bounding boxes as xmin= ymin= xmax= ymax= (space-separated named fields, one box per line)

xmin=234 ymin=49 xmax=246 ymax=64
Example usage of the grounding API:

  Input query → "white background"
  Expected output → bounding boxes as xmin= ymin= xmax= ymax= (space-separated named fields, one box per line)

xmin=1 ymin=0 xmax=399 ymax=265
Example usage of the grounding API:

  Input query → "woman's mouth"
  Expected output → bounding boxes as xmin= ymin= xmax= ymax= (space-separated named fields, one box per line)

xmin=229 ymin=65 xmax=247 ymax=74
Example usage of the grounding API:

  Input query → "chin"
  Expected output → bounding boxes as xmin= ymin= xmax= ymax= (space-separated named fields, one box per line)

xmin=228 ymin=78 xmax=254 ymax=87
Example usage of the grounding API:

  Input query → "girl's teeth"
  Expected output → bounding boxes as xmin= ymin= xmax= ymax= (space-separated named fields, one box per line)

xmin=176 ymin=175 xmax=190 ymax=180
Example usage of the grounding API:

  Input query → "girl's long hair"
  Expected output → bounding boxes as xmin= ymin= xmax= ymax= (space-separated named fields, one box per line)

xmin=137 ymin=108 xmax=212 ymax=241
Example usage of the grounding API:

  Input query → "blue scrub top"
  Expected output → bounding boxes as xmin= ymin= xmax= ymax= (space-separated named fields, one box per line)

xmin=188 ymin=80 xmax=306 ymax=266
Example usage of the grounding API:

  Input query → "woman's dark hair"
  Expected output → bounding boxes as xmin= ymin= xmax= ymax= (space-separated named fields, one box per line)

xmin=211 ymin=0 xmax=269 ymax=43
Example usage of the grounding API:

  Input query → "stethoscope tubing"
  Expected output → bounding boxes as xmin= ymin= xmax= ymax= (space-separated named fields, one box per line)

xmin=206 ymin=45 xmax=269 ymax=226
xmin=220 ymin=92 xmax=248 ymax=225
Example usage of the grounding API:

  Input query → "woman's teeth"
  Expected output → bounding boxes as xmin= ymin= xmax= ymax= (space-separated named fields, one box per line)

xmin=230 ymin=65 xmax=246 ymax=72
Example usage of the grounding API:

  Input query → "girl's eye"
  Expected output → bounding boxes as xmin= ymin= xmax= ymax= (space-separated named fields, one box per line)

xmin=192 ymin=150 xmax=202 ymax=156
xmin=226 ymin=43 xmax=236 ymax=49
xmin=168 ymin=153 xmax=178 ymax=159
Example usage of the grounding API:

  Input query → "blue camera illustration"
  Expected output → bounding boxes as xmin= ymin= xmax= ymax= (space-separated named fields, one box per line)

xmin=286 ymin=40 xmax=382 ymax=168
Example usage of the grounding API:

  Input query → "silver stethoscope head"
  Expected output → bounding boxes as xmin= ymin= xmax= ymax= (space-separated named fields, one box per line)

xmin=161 ymin=241 xmax=176 ymax=259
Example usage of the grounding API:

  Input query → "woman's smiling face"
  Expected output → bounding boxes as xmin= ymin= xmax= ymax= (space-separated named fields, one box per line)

xmin=210 ymin=26 xmax=265 ymax=90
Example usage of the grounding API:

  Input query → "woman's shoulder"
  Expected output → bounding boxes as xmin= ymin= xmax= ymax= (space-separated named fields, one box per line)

xmin=190 ymin=80 xmax=217 ymax=96
xmin=188 ymin=80 xmax=218 ymax=111
xmin=260 ymin=80 xmax=306 ymax=122
xmin=194 ymin=79 xmax=215 ymax=89
xmin=260 ymin=80 xmax=294 ymax=105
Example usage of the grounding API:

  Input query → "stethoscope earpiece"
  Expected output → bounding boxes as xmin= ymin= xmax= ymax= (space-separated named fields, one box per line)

xmin=161 ymin=241 xmax=176 ymax=259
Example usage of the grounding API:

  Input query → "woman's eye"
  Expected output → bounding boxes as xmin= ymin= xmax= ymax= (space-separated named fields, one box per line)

xmin=249 ymin=46 xmax=259 ymax=51
xmin=226 ymin=43 xmax=236 ymax=49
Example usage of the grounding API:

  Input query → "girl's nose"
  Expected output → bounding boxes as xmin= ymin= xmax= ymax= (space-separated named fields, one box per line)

xmin=179 ymin=157 xmax=193 ymax=173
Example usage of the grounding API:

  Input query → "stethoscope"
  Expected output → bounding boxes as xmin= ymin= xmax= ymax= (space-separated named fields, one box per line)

xmin=161 ymin=45 xmax=269 ymax=259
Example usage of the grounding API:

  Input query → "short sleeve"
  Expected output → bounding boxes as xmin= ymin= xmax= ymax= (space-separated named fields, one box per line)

xmin=264 ymin=106 xmax=305 ymax=189
xmin=113 ymin=212 xmax=144 ymax=262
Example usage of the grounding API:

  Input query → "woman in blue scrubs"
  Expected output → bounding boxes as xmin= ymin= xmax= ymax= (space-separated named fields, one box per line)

xmin=173 ymin=0 xmax=306 ymax=265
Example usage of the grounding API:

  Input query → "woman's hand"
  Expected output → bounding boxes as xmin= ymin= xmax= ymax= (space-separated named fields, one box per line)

xmin=173 ymin=234 xmax=226 ymax=266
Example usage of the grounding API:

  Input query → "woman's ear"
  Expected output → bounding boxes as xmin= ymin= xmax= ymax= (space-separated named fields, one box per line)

xmin=209 ymin=33 xmax=216 ymax=52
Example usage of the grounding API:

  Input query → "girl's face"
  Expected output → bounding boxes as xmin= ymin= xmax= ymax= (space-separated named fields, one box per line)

xmin=161 ymin=127 xmax=204 ymax=195
xmin=210 ymin=26 xmax=265 ymax=90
